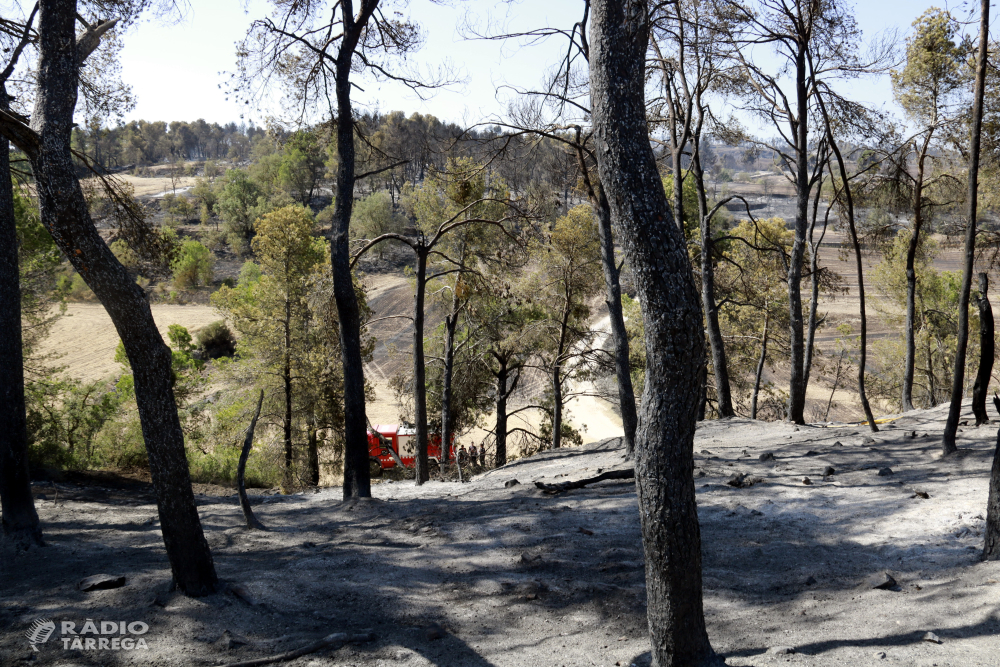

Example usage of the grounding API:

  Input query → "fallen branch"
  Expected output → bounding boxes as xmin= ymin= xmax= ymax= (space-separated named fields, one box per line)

xmin=237 ymin=391 xmax=266 ymax=531
xmin=534 ymin=468 xmax=635 ymax=493
xmin=220 ymin=631 xmax=375 ymax=667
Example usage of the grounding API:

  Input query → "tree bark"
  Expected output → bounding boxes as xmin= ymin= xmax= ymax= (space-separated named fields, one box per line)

xmin=903 ymin=136 xmax=931 ymax=412
xmin=590 ymin=1 xmax=720 ymax=664
xmin=576 ymin=145 xmax=637 ymax=458
xmin=331 ymin=0 xmax=375 ymax=499
xmin=692 ymin=144 xmax=733 ymax=417
xmin=237 ymin=391 xmax=267 ymax=531
xmin=440 ymin=301 xmax=459 ymax=465
xmin=0 ymin=85 xmax=42 ymax=548
xmin=819 ymin=108 xmax=878 ymax=433
xmin=13 ymin=0 xmax=217 ymax=594
xmin=307 ymin=422 xmax=319 ymax=486
xmin=786 ymin=44 xmax=810 ymax=425
xmin=494 ymin=357 xmax=509 ymax=467
xmin=282 ymin=297 xmax=293 ymax=492
xmin=412 ymin=249 xmax=429 ymax=484
xmin=985 ymin=395 xmax=1000 ymax=559
xmin=551 ymin=304 xmax=571 ymax=450
xmin=944 ymin=0 xmax=989 ymax=456
xmin=973 ymin=273 xmax=993 ymax=426
xmin=751 ymin=310 xmax=769 ymax=421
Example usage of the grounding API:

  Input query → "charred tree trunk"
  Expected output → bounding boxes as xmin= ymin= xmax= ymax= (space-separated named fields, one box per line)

xmin=751 ymin=310 xmax=769 ymax=421
xmin=903 ymin=136 xmax=931 ymax=412
xmin=944 ymin=0 xmax=989 ymax=456
xmin=237 ymin=391 xmax=267 ymax=531
xmin=820 ymin=111 xmax=878 ymax=433
xmin=692 ymin=145 xmax=733 ymax=417
xmin=576 ymin=144 xmax=637 ymax=458
xmin=282 ymin=298 xmax=293 ymax=492
xmin=973 ymin=273 xmax=993 ymax=426
xmin=551 ymin=305 xmax=570 ymax=450
xmin=787 ymin=45 xmax=810 ymax=426
xmin=331 ymin=1 xmax=374 ymax=499
xmin=590 ymin=1 xmax=720 ymax=663
xmin=0 ymin=85 xmax=41 ymax=548
xmin=307 ymin=421 xmax=319 ymax=486
xmin=494 ymin=356 xmax=509 ymax=468
xmin=5 ymin=0 xmax=217 ymax=594
xmin=413 ymin=248 xmax=429 ymax=484
xmin=804 ymin=183 xmax=829 ymax=387
xmin=985 ymin=395 xmax=1000 ymax=559
xmin=440 ymin=300 xmax=459 ymax=465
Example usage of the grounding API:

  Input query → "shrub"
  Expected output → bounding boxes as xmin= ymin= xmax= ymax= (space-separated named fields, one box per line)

xmin=172 ymin=239 xmax=214 ymax=288
xmin=196 ymin=320 xmax=236 ymax=359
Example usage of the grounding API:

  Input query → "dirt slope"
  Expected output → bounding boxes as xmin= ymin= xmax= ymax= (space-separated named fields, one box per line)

xmin=2 ymin=402 xmax=999 ymax=666
xmin=37 ymin=303 xmax=222 ymax=383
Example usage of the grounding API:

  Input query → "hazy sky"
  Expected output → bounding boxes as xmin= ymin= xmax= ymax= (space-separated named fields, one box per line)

xmin=113 ymin=0 xmax=973 ymax=128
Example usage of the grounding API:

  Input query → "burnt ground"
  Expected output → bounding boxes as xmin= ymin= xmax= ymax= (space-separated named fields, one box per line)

xmin=2 ymin=401 xmax=1000 ymax=667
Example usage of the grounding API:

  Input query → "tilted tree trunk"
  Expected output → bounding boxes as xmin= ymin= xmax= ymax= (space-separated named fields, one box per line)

xmin=973 ymin=273 xmax=993 ymax=426
xmin=903 ymin=136 xmax=932 ymax=412
xmin=412 ymin=249 xmax=430 ymax=484
xmin=819 ymin=107 xmax=877 ymax=433
xmin=590 ymin=1 xmax=720 ymax=664
xmin=575 ymin=145 xmax=637 ymax=458
xmin=237 ymin=391 xmax=267 ymax=531
xmin=804 ymin=182 xmax=829 ymax=387
xmin=331 ymin=1 xmax=375 ymax=498
xmin=1 ymin=0 xmax=217 ymax=593
xmin=0 ymin=85 xmax=42 ymax=548
xmin=984 ymin=396 xmax=1000 ymax=559
xmin=944 ymin=0 xmax=989 ymax=456
xmin=751 ymin=310 xmax=769 ymax=421
xmin=692 ymin=144 xmax=733 ymax=417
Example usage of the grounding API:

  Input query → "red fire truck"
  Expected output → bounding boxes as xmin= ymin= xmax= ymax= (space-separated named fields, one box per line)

xmin=367 ymin=424 xmax=455 ymax=476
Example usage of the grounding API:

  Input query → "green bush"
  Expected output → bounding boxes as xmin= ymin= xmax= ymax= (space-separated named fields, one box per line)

xmin=196 ymin=320 xmax=236 ymax=359
xmin=172 ymin=239 xmax=214 ymax=288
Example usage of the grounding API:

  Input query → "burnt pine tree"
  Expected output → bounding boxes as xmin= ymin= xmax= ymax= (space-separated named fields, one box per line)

xmin=590 ymin=0 xmax=721 ymax=664
xmin=0 ymin=6 xmax=42 ymax=548
xmin=0 ymin=0 xmax=217 ymax=594
xmin=238 ymin=0 xmax=449 ymax=498
xmin=973 ymin=273 xmax=993 ymax=426
xmin=943 ymin=0 xmax=989 ymax=456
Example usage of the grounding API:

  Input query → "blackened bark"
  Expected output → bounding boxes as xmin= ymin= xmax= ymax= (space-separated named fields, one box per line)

xmin=19 ymin=0 xmax=216 ymax=593
xmin=575 ymin=145 xmax=637 ymax=458
xmin=307 ymin=421 xmax=319 ymax=486
xmin=984 ymin=395 xmax=1000 ymax=559
xmin=440 ymin=301 xmax=458 ymax=465
xmin=787 ymin=46 xmax=810 ymax=425
xmin=331 ymin=0 xmax=376 ymax=499
xmin=0 ymin=86 xmax=41 ymax=548
xmin=412 ymin=249 xmax=429 ymax=484
xmin=973 ymin=273 xmax=993 ymax=426
xmin=944 ymin=0 xmax=989 ymax=456
xmin=903 ymin=135 xmax=931 ymax=412
xmin=804 ymin=183 xmax=828 ymax=387
xmin=494 ymin=357 xmax=508 ymax=467
xmin=551 ymin=304 xmax=571 ymax=450
xmin=692 ymin=146 xmax=733 ymax=417
xmin=590 ymin=1 xmax=720 ymax=664
xmin=283 ymin=297 xmax=293 ymax=492
xmin=751 ymin=310 xmax=769 ymax=421
xmin=819 ymin=105 xmax=877 ymax=433
xmin=237 ymin=391 xmax=267 ymax=531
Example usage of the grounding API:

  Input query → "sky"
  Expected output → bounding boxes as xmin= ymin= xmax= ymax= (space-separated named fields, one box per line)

xmin=111 ymin=0 xmax=979 ymax=129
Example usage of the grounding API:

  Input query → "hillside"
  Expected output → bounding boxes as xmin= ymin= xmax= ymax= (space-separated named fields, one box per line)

xmin=3 ymin=403 xmax=998 ymax=665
